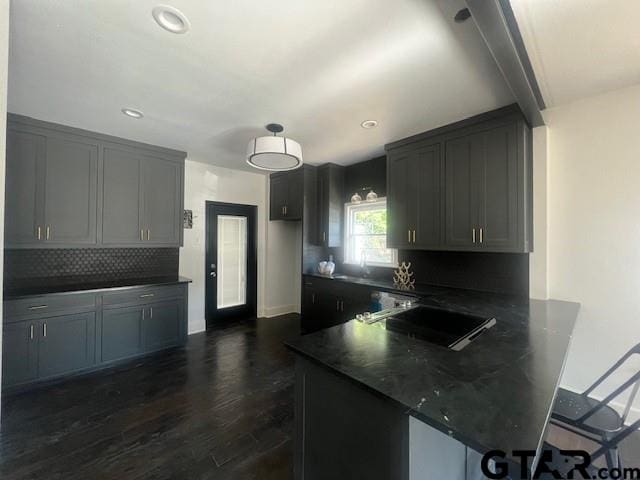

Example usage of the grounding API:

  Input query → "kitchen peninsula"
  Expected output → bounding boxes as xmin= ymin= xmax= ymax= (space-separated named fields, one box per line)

xmin=286 ymin=285 xmax=580 ymax=479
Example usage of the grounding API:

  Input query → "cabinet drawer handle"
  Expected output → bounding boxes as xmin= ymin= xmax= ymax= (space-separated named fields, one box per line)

xmin=479 ymin=227 xmax=483 ymax=244
xmin=43 ymin=323 xmax=47 ymax=338
xmin=30 ymin=324 xmax=34 ymax=340
xmin=472 ymin=228 xmax=476 ymax=244
xmin=28 ymin=305 xmax=48 ymax=310
xmin=139 ymin=293 xmax=155 ymax=298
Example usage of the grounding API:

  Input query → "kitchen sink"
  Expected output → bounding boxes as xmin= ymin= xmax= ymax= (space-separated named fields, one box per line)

xmin=382 ymin=305 xmax=496 ymax=351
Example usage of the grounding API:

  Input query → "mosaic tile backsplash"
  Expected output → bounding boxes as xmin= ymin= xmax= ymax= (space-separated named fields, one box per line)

xmin=4 ymin=248 xmax=180 ymax=288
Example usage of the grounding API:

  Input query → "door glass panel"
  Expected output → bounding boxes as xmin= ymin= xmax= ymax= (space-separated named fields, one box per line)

xmin=217 ymin=215 xmax=247 ymax=309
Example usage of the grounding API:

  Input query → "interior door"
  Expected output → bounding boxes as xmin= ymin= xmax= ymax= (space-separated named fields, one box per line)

xmin=205 ymin=202 xmax=257 ymax=325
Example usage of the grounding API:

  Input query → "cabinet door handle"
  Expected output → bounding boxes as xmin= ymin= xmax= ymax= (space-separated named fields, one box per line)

xmin=142 ymin=308 xmax=145 ymax=320
xmin=43 ymin=323 xmax=47 ymax=338
xmin=150 ymin=307 xmax=153 ymax=319
xmin=340 ymin=301 xmax=344 ymax=312
xmin=28 ymin=305 xmax=48 ymax=310
xmin=30 ymin=324 xmax=34 ymax=340
xmin=147 ymin=229 xmax=151 ymax=241
xmin=412 ymin=230 xmax=416 ymax=244
xmin=46 ymin=226 xmax=51 ymax=240
xmin=479 ymin=227 xmax=483 ymax=244
xmin=408 ymin=229 xmax=411 ymax=243
xmin=37 ymin=226 xmax=42 ymax=240
xmin=323 ymin=232 xmax=326 ymax=242
xmin=141 ymin=229 xmax=144 ymax=241
xmin=311 ymin=293 xmax=315 ymax=304
xmin=284 ymin=205 xmax=287 ymax=215
xmin=336 ymin=299 xmax=340 ymax=311
xmin=472 ymin=228 xmax=476 ymax=244
xmin=139 ymin=293 xmax=155 ymax=298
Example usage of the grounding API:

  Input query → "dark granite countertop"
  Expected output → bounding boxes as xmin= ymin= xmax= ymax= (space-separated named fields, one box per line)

xmin=4 ymin=276 xmax=192 ymax=299
xmin=286 ymin=283 xmax=580 ymax=464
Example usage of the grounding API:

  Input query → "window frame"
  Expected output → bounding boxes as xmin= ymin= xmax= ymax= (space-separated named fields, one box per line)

xmin=343 ymin=197 xmax=398 ymax=268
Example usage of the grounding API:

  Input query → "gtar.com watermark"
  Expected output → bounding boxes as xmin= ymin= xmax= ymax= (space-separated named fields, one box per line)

xmin=481 ymin=449 xmax=640 ymax=479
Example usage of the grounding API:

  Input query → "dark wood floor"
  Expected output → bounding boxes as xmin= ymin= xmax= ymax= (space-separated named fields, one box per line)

xmin=0 ymin=314 xmax=301 ymax=480
xmin=1 ymin=314 xmax=638 ymax=479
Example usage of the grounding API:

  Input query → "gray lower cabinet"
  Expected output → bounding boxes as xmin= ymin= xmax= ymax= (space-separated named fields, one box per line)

xmin=5 ymin=114 xmax=185 ymax=248
xmin=2 ymin=284 xmax=188 ymax=390
xmin=1 ymin=320 xmax=39 ymax=387
xmin=37 ymin=312 xmax=96 ymax=379
xmin=101 ymin=305 xmax=145 ymax=363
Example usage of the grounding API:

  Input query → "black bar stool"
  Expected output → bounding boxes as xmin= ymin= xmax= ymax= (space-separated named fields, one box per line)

xmin=549 ymin=342 xmax=640 ymax=469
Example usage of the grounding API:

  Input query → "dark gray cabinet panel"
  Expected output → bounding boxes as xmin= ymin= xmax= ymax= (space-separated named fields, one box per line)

xmin=1 ymin=320 xmax=38 ymax=387
xmin=101 ymin=305 xmax=144 ymax=363
xmin=102 ymin=147 xmax=144 ymax=245
xmin=317 ymin=164 xmax=344 ymax=247
xmin=478 ymin=124 xmax=519 ymax=250
xmin=387 ymin=144 xmax=441 ymax=249
xmin=444 ymin=133 xmax=483 ymax=249
xmin=38 ymin=312 xmax=96 ymax=379
xmin=269 ymin=168 xmax=304 ymax=221
xmin=142 ymin=158 xmax=182 ymax=245
xmin=6 ymin=114 xmax=186 ymax=248
xmin=5 ymin=129 xmax=45 ymax=247
xmin=43 ymin=138 xmax=99 ymax=245
xmin=144 ymin=299 xmax=183 ymax=352
xmin=385 ymin=106 xmax=532 ymax=253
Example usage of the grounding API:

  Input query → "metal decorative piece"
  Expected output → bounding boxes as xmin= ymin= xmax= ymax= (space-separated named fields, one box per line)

xmin=393 ymin=261 xmax=415 ymax=290
xmin=183 ymin=210 xmax=193 ymax=229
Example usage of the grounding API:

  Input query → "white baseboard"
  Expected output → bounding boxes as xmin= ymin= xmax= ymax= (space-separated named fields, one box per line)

xmin=262 ymin=304 xmax=299 ymax=318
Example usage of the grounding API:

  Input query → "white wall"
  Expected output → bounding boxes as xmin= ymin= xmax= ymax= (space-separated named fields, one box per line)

xmin=0 ymin=0 xmax=10 ymax=416
xmin=542 ymin=84 xmax=640 ymax=414
xmin=178 ymin=159 xmax=300 ymax=334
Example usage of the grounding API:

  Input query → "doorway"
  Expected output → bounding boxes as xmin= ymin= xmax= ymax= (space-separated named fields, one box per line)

xmin=205 ymin=201 xmax=257 ymax=326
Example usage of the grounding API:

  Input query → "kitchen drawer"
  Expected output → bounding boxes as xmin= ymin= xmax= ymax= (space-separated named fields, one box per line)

xmin=102 ymin=284 xmax=185 ymax=308
xmin=4 ymin=292 xmax=97 ymax=322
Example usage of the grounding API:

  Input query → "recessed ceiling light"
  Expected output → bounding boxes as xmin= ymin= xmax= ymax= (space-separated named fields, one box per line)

xmin=361 ymin=120 xmax=378 ymax=129
xmin=454 ymin=8 xmax=471 ymax=23
xmin=152 ymin=5 xmax=190 ymax=34
xmin=122 ymin=108 xmax=144 ymax=119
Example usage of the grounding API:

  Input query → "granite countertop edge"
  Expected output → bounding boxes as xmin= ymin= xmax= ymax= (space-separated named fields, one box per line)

xmin=4 ymin=276 xmax=193 ymax=299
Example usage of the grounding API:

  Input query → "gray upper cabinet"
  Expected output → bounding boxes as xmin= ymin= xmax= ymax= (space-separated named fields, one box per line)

xmin=444 ymin=132 xmax=484 ymax=249
xmin=269 ymin=168 xmax=304 ymax=221
xmin=317 ymin=163 xmax=344 ymax=247
xmin=388 ymin=144 xmax=441 ymax=249
xmin=43 ymin=137 xmax=99 ymax=245
xmin=385 ymin=104 xmax=532 ymax=253
xmin=5 ymin=129 xmax=45 ymax=247
xmin=102 ymin=147 xmax=144 ymax=245
xmin=141 ymin=158 xmax=182 ymax=245
xmin=5 ymin=114 xmax=186 ymax=248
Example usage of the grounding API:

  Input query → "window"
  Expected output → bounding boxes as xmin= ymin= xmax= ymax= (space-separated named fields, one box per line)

xmin=344 ymin=198 xmax=397 ymax=267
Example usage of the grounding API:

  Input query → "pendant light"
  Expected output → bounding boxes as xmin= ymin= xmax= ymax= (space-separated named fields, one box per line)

xmin=246 ymin=124 xmax=303 ymax=171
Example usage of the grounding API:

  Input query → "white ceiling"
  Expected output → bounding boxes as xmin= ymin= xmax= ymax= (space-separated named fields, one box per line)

xmin=8 ymin=0 xmax=513 ymax=171
xmin=510 ymin=0 xmax=640 ymax=108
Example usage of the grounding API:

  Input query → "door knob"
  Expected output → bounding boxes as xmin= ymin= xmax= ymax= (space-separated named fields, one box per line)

xmin=210 ymin=272 xmax=216 ymax=277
